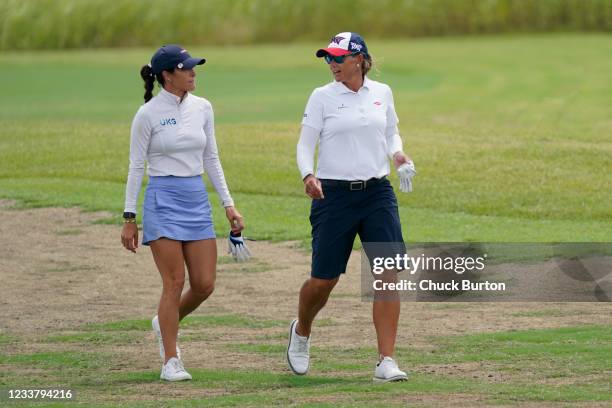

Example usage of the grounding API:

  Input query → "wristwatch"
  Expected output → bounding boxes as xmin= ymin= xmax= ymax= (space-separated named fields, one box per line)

xmin=123 ymin=212 xmax=136 ymax=223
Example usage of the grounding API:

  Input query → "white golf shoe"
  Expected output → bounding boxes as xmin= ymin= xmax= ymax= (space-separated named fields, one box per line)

xmin=160 ymin=357 xmax=192 ymax=381
xmin=373 ymin=356 xmax=408 ymax=383
xmin=287 ymin=319 xmax=310 ymax=375
xmin=152 ymin=315 xmax=181 ymax=362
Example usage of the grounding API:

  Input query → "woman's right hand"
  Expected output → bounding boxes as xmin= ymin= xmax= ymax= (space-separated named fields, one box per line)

xmin=304 ymin=175 xmax=324 ymax=199
xmin=121 ymin=223 xmax=139 ymax=253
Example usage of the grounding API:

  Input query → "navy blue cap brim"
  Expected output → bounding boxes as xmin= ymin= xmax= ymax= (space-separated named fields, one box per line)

xmin=180 ymin=57 xmax=206 ymax=69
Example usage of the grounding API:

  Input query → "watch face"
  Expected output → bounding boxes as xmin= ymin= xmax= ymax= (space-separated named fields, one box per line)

xmin=123 ymin=212 xmax=136 ymax=219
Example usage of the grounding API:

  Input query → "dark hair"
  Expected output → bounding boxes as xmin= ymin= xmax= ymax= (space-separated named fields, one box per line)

xmin=139 ymin=65 xmax=172 ymax=103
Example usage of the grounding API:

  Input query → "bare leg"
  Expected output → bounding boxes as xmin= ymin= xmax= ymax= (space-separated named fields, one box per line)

xmin=296 ymin=277 xmax=339 ymax=337
xmin=180 ymin=239 xmax=217 ymax=320
xmin=373 ymin=270 xmax=400 ymax=358
xmin=150 ymin=238 xmax=185 ymax=364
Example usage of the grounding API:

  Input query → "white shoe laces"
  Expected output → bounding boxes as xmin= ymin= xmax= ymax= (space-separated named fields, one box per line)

xmin=168 ymin=358 xmax=186 ymax=373
xmin=295 ymin=336 xmax=309 ymax=353
xmin=381 ymin=357 xmax=398 ymax=370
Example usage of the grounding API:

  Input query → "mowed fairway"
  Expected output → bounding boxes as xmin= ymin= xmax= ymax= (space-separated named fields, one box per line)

xmin=0 ymin=35 xmax=611 ymax=407
xmin=0 ymin=34 xmax=611 ymax=242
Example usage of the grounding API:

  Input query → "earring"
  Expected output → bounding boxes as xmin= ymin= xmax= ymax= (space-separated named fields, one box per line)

xmin=357 ymin=64 xmax=360 ymax=67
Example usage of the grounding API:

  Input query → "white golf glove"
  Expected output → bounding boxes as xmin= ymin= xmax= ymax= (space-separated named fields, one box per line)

xmin=228 ymin=232 xmax=251 ymax=262
xmin=397 ymin=161 xmax=417 ymax=193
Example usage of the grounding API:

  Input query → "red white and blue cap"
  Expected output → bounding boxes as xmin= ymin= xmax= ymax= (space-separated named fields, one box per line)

xmin=316 ymin=32 xmax=369 ymax=58
xmin=150 ymin=45 xmax=206 ymax=74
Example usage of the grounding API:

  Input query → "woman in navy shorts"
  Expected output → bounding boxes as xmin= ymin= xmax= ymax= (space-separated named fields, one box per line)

xmin=287 ymin=32 xmax=417 ymax=382
xmin=120 ymin=45 xmax=245 ymax=381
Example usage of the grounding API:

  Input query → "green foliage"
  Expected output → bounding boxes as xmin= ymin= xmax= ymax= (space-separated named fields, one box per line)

xmin=3 ymin=0 xmax=612 ymax=50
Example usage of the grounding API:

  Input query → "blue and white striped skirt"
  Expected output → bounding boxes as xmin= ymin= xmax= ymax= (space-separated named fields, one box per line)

xmin=142 ymin=176 xmax=216 ymax=246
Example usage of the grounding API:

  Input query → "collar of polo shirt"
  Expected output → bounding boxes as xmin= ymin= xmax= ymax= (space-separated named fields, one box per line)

xmin=333 ymin=76 xmax=372 ymax=94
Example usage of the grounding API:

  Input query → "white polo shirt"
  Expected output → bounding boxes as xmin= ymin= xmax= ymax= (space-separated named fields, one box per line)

xmin=298 ymin=76 xmax=403 ymax=180
xmin=123 ymin=88 xmax=233 ymax=214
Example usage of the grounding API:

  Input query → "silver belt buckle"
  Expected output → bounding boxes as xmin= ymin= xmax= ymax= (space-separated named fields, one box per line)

xmin=350 ymin=181 xmax=364 ymax=191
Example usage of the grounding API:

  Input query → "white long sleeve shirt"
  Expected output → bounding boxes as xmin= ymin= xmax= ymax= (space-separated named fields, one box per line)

xmin=297 ymin=76 xmax=403 ymax=180
xmin=123 ymin=88 xmax=233 ymax=213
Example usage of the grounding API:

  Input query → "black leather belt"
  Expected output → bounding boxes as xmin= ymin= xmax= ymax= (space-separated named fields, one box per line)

xmin=319 ymin=177 xmax=386 ymax=191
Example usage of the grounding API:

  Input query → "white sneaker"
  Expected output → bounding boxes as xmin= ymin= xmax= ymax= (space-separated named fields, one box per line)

xmin=160 ymin=357 xmax=192 ymax=381
xmin=286 ymin=319 xmax=310 ymax=375
xmin=152 ymin=315 xmax=181 ymax=362
xmin=373 ymin=356 xmax=408 ymax=383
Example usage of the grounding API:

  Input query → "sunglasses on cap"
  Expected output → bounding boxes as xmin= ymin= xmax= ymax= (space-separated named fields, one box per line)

xmin=324 ymin=52 xmax=360 ymax=64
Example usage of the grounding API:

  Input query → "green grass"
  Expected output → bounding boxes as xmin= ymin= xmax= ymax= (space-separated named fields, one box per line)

xmin=46 ymin=332 xmax=141 ymax=345
xmin=231 ymin=325 xmax=612 ymax=376
xmin=1 ymin=35 xmax=611 ymax=242
xmin=0 ymin=334 xmax=17 ymax=346
xmin=1 ymin=324 xmax=610 ymax=405
xmin=224 ymin=325 xmax=612 ymax=403
xmin=430 ymin=325 xmax=612 ymax=369
xmin=0 ymin=351 xmax=107 ymax=370
xmin=510 ymin=308 xmax=581 ymax=318
xmin=81 ymin=314 xmax=285 ymax=332
xmin=180 ymin=315 xmax=286 ymax=329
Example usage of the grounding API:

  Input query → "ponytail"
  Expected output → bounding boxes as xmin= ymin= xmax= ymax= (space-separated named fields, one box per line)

xmin=140 ymin=64 xmax=155 ymax=103
xmin=140 ymin=64 xmax=170 ymax=103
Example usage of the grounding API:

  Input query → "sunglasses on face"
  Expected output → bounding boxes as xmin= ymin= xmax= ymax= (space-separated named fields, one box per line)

xmin=324 ymin=52 xmax=359 ymax=64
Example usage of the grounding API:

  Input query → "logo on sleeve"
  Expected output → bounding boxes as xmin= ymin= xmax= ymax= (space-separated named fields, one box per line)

xmin=160 ymin=118 xmax=177 ymax=126
xmin=373 ymin=101 xmax=382 ymax=106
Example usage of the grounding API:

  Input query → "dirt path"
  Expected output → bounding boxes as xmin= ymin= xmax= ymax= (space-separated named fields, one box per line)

xmin=1 ymin=200 xmax=610 ymax=406
xmin=1 ymin=200 xmax=609 ymax=341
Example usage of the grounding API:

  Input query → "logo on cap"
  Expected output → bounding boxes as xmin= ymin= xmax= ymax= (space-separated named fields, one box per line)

xmin=331 ymin=36 xmax=345 ymax=45
xmin=350 ymin=42 xmax=363 ymax=52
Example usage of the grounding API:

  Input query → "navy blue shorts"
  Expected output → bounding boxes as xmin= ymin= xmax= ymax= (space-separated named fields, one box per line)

xmin=309 ymin=178 xmax=404 ymax=280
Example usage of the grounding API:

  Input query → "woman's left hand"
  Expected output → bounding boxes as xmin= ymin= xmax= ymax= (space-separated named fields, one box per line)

xmin=393 ymin=151 xmax=411 ymax=168
xmin=225 ymin=206 xmax=245 ymax=234
xmin=394 ymin=151 xmax=417 ymax=193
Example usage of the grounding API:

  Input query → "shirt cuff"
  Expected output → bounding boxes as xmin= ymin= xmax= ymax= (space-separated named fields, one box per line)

xmin=300 ymin=169 xmax=314 ymax=180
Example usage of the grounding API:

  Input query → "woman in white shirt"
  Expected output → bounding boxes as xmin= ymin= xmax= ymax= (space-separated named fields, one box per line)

xmin=287 ymin=33 xmax=416 ymax=382
xmin=120 ymin=45 xmax=246 ymax=381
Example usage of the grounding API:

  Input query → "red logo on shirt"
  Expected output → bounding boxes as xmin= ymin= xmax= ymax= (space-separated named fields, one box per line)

xmin=373 ymin=101 xmax=382 ymax=106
